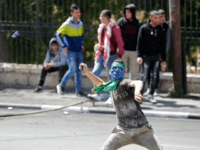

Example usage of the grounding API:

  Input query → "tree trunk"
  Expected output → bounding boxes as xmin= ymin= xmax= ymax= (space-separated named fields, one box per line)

xmin=169 ymin=0 xmax=183 ymax=86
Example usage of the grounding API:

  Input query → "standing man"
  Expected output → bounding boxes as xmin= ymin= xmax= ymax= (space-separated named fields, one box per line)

xmin=55 ymin=4 xmax=86 ymax=96
xmin=136 ymin=11 xmax=167 ymax=104
xmin=158 ymin=9 xmax=171 ymax=56
xmin=153 ymin=9 xmax=171 ymax=95
xmin=87 ymin=10 xmax=124 ymax=105
xmin=145 ymin=9 xmax=171 ymax=96
xmin=79 ymin=60 xmax=163 ymax=150
xmin=117 ymin=4 xmax=142 ymax=80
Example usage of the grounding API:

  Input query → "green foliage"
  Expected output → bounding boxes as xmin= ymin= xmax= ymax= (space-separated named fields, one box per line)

xmin=180 ymin=0 xmax=200 ymax=67
xmin=0 ymin=0 xmax=199 ymax=67
xmin=168 ymin=82 xmax=184 ymax=98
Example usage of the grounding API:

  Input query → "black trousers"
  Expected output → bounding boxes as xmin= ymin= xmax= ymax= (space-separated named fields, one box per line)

xmin=38 ymin=65 xmax=69 ymax=86
xmin=147 ymin=61 xmax=160 ymax=89
xmin=155 ymin=61 xmax=161 ymax=89
xmin=140 ymin=54 xmax=160 ymax=96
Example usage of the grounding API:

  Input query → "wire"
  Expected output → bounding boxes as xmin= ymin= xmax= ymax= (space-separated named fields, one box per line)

xmin=0 ymin=99 xmax=94 ymax=118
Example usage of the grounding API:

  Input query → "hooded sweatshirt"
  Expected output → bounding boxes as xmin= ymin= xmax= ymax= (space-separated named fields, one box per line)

xmin=137 ymin=21 xmax=166 ymax=61
xmin=43 ymin=38 xmax=67 ymax=67
xmin=117 ymin=4 xmax=142 ymax=51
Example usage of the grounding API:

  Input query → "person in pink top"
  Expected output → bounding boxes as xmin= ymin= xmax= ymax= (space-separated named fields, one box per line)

xmin=88 ymin=10 xmax=125 ymax=105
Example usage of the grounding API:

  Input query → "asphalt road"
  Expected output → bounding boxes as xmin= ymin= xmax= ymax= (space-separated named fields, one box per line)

xmin=0 ymin=88 xmax=200 ymax=113
xmin=0 ymin=108 xmax=200 ymax=150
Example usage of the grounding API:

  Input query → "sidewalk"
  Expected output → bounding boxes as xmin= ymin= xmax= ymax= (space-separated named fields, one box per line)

xmin=0 ymin=86 xmax=200 ymax=119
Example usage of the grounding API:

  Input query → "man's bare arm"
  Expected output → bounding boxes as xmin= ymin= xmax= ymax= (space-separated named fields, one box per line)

xmin=129 ymin=80 xmax=143 ymax=92
xmin=79 ymin=63 xmax=105 ymax=86
xmin=129 ymin=80 xmax=143 ymax=102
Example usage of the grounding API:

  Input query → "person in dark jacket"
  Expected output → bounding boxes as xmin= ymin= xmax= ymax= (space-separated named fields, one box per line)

xmin=34 ymin=38 xmax=68 ymax=92
xmin=117 ymin=4 xmax=142 ymax=80
xmin=151 ymin=9 xmax=171 ymax=95
xmin=136 ymin=10 xmax=167 ymax=104
xmin=158 ymin=9 xmax=171 ymax=55
xmin=145 ymin=9 xmax=171 ymax=96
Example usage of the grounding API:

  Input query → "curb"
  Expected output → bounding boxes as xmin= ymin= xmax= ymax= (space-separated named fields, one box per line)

xmin=0 ymin=103 xmax=42 ymax=110
xmin=0 ymin=103 xmax=200 ymax=119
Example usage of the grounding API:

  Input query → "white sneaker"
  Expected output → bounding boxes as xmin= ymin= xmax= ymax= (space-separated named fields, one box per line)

xmin=148 ymin=95 xmax=157 ymax=104
xmin=87 ymin=94 xmax=101 ymax=101
xmin=154 ymin=90 xmax=158 ymax=96
xmin=144 ymin=88 xmax=150 ymax=96
xmin=56 ymin=84 xmax=64 ymax=95
xmin=105 ymin=97 xmax=113 ymax=105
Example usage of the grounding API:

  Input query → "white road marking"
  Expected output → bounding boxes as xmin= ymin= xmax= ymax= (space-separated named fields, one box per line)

xmin=163 ymin=144 xmax=200 ymax=149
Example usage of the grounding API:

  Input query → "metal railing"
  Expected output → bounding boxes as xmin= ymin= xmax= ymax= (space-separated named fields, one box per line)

xmin=0 ymin=0 xmax=199 ymax=73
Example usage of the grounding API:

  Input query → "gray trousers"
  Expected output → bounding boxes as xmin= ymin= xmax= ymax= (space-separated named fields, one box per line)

xmin=100 ymin=124 xmax=163 ymax=150
xmin=122 ymin=51 xmax=140 ymax=80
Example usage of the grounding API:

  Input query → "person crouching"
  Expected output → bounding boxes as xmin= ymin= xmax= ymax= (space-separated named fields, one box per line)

xmin=34 ymin=37 xmax=68 ymax=92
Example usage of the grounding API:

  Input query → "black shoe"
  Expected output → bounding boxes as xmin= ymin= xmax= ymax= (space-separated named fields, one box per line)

xmin=34 ymin=87 xmax=43 ymax=93
xmin=148 ymin=95 xmax=157 ymax=104
xmin=76 ymin=91 xmax=87 ymax=97
xmin=61 ymin=87 xmax=65 ymax=92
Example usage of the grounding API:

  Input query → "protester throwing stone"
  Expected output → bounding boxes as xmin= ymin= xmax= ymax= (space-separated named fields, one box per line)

xmin=79 ymin=60 xmax=163 ymax=150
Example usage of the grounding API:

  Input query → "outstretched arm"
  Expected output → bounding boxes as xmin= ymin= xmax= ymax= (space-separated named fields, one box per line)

xmin=129 ymin=80 xmax=143 ymax=102
xmin=79 ymin=63 xmax=105 ymax=86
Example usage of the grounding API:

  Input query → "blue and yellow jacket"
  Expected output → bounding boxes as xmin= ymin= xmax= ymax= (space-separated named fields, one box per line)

xmin=55 ymin=17 xmax=83 ymax=52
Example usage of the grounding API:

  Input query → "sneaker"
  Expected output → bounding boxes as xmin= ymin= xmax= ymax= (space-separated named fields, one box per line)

xmin=76 ymin=91 xmax=87 ymax=97
xmin=57 ymin=84 xmax=64 ymax=95
xmin=154 ymin=89 xmax=158 ymax=96
xmin=144 ymin=88 xmax=150 ymax=96
xmin=148 ymin=95 xmax=157 ymax=104
xmin=87 ymin=94 xmax=101 ymax=101
xmin=34 ymin=86 xmax=43 ymax=93
xmin=105 ymin=97 xmax=113 ymax=105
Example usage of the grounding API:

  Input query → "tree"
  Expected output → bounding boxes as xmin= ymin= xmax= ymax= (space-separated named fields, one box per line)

xmin=0 ymin=0 xmax=199 ymax=70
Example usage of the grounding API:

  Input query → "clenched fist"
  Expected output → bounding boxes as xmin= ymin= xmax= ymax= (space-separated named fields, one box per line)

xmin=134 ymin=91 xmax=143 ymax=102
xmin=79 ymin=63 xmax=89 ymax=74
xmin=136 ymin=57 xmax=143 ymax=64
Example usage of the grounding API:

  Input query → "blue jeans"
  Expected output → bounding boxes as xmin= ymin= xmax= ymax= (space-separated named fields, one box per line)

xmin=60 ymin=51 xmax=83 ymax=92
xmin=92 ymin=54 xmax=118 ymax=96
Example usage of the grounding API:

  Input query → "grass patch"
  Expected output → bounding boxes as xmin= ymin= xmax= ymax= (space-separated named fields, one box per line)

xmin=168 ymin=82 xmax=184 ymax=98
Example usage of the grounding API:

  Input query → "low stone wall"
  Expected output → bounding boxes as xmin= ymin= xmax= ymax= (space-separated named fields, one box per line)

xmin=0 ymin=63 xmax=200 ymax=93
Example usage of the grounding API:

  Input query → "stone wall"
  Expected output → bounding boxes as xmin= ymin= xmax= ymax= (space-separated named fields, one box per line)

xmin=0 ymin=63 xmax=200 ymax=93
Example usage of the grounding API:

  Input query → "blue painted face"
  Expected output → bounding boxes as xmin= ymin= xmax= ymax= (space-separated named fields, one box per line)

xmin=111 ymin=65 xmax=124 ymax=80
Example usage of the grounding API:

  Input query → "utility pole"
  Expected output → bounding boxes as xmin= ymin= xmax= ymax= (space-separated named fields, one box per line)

xmin=169 ymin=0 xmax=183 ymax=87
xmin=36 ymin=0 xmax=39 ymax=66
